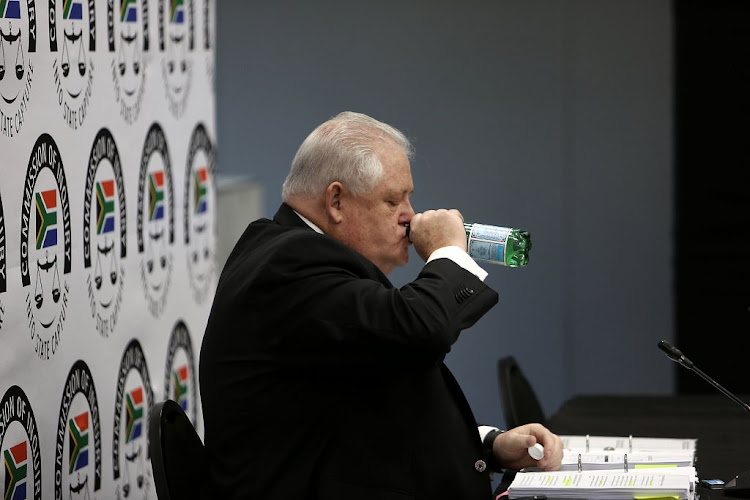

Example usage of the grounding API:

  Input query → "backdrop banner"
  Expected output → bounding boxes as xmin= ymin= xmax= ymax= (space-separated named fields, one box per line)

xmin=0 ymin=0 xmax=216 ymax=498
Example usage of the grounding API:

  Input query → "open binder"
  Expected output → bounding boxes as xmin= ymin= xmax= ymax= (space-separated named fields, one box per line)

xmin=507 ymin=435 xmax=699 ymax=500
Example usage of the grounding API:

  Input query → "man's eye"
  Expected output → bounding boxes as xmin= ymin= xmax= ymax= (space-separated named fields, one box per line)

xmin=387 ymin=201 xmax=398 ymax=207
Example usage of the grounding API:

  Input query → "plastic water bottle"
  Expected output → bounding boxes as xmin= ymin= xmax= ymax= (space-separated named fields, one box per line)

xmin=464 ymin=223 xmax=531 ymax=267
xmin=405 ymin=222 xmax=531 ymax=267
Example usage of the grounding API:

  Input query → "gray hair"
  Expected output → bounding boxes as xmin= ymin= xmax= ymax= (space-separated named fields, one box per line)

xmin=282 ymin=111 xmax=414 ymax=201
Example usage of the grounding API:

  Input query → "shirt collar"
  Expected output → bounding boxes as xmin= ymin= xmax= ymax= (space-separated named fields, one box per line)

xmin=293 ymin=210 xmax=324 ymax=234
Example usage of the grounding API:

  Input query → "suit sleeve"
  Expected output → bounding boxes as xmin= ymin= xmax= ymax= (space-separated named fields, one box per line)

xmin=242 ymin=231 xmax=500 ymax=371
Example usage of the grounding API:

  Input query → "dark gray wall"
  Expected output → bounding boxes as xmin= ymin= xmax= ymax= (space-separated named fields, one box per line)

xmin=215 ymin=0 xmax=674 ymax=429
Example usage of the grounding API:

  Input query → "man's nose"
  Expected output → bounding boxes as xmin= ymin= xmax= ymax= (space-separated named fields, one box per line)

xmin=400 ymin=202 xmax=415 ymax=225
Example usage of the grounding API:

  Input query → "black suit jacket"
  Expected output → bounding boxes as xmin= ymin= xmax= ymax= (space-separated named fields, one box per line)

xmin=200 ymin=203 xmax=500 ymax=500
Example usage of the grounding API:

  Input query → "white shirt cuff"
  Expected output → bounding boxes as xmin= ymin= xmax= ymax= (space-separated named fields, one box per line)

xmin=427 ymin=246 xmax=488 ymax=282
xmin=478 ymin=425 xmax=500 ymax=443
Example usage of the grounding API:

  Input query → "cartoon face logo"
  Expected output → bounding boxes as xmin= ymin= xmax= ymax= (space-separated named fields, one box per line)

xmin=20 ymin=135 xmax=72 ymax=361
xmin=84 ymin=129 xmax=127 ymax=337
xmin=0 ymin=0 xmax=25 ymax=104
xmin=189 ymin=167 xmax=210 ymax=269
xmin=0 ymin=386 xmax=41 ymax=500
xmin=113 ymin=340 xmax=153 ymax=500
xmin=137 ymin=124 xmax=174 ymax=317
xmin=164 ymin=0 xmax=187 ymax=95
xmin=116 ymin=384 xmax=151 ymax=499
xmin=184 ymin=123 xmax=215 ymax=304
xmin=163 ymin=320 xmax=198 ymax=424
xmin=0 ymin=0 xmax=36 ymax=137
xmin=54 ymin=360 xmax=102 ymax=499
xmin=109 ymin=0 xmax=148 ymax=124
xmin=59 ymin=1 xmax=87 ymax=96
xmin=33 ymin=188 xmax=63 ymax=327
xmin=67 ymin=412 xmax=91 ymax=498
xmin=123 ymin=387 xmax=146 ymax=496
xmin=186 ymin=166 xmax=213 ymax=297
xmin=145 ymin=171 xmax=168 ymax=290
xmin=50 ymin=0 xmax=95 ymax=129
xmin=93 ymin=180 xmax=119 ymax=301
xmin=159 ymin=0 xmax=192 ymax=117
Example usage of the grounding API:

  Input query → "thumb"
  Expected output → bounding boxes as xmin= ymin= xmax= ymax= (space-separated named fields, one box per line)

xmin=500 ymin=430 xmax=536 ymax=451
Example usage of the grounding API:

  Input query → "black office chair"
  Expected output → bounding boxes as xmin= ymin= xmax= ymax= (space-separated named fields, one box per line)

xmin=497 ymin=356 xmax=546 ymax=429
xmin=149 ymin=399 xmax=205 ymax=500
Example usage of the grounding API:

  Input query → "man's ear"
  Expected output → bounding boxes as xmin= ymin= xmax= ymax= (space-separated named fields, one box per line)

xmin=325 ymin=182 xmax=344 ymax=224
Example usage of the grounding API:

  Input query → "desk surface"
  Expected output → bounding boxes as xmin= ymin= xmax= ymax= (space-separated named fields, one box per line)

xmin=544 ymin=394 xmax=750 ymax=497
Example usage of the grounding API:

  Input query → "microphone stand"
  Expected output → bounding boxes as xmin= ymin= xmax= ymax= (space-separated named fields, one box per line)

xmin=658 ymin=340 xmax=750 ymax=497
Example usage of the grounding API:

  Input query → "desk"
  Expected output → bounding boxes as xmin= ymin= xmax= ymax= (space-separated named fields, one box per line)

xmin=544 ymin=395 xmax=750 ymax=498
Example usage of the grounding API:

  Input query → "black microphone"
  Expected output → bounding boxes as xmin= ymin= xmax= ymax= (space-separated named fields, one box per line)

xmin=657 ymin=339 xmax=694 ymax=369
xmin=657 ymin=340 xmax=750 ymax=496
xmin=657 ymin=340 xmax=750 ymax=414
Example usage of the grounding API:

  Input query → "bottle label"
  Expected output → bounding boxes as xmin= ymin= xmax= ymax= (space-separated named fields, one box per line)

xmin=468 ymin=240 xmax=506 ymax=264
xmin=469 ymin=224 xmax=511 ymax=243
xmin=467 ymin=224 xmax=511 ymax=264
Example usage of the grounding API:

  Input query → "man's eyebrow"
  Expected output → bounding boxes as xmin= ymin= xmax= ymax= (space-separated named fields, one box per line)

xmin=386 ymin=189 xmax=412 ymax=198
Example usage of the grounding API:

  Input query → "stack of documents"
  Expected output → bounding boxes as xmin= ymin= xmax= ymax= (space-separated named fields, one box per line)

xmin=508 ymin=467 xmax=698 ymax=500
xmin=508 ymin=435 xmax=698 ymax=500
xmin=521 ymin=449 xmax=695 ymax=472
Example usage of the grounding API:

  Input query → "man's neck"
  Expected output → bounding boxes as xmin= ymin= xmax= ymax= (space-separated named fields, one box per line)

xmin=285 ymin=198 xmax=329 ymax=234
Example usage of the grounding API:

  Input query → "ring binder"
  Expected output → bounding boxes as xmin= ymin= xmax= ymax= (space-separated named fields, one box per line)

xmin=508 ymin=434 xmax=698 ymax=500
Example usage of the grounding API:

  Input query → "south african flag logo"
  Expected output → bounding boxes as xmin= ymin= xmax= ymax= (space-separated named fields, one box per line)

xmin=3 ymin=441 xmax=28 ymax=500
xmin=148 ymin=171 xmax=165 ymax=222
xmin=68 ymin=412 xmax=89 ymax=474
xmin=120 ymin=0 xmax=137 ymax=23
xmin=193 ymin=167 xmax=208 ymax=215
xmin=125 ymin=387 xmax=143 ymax=443
xmin=0 ymin=0 xmax=21 ymax=19
xmin=96 ymin=180 xmax=116 ymax=235
xmin=169 ymin=0 xmax=184 ymax=24
xmin=35 ymin=189 xmax=58 ymax=250
xmin=172 ymin=364 xmax=189 ymax=412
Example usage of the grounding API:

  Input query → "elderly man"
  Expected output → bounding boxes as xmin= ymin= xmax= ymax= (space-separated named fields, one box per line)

xmin=199 ymin=111 xmax=562 ymax=499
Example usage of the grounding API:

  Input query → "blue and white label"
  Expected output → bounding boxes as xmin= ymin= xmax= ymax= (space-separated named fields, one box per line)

xmin=469 ymin=223 xmax=510 ymax=243
xmin=466 ymin=224 xmax=512 ymax=264
xmin=468 ymin=240 xmax=505 ymax=263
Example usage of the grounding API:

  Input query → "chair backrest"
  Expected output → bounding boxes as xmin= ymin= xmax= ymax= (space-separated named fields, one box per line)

xmin=149 ymin=399 xmax=205 ymax=500
xmin=497 ymin=356 xmax=546 ymax=429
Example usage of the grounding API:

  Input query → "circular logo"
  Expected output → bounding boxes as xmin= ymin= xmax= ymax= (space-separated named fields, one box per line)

xmin=49 ymin=0 xmax=96 ymax=129
xmin=163 ymin=320 xmax=198 ymax=425
xmin=183 ymin=123 xmax=215 ymax=304
xmin=158 ymin=0 xmax=193 ymax=118
xmin=0 ymin=385 xmax=42 ymax=500
xmin=112 ymin=339 xmax=154 ymax=500
xmin=0 ymin=0 xmax=37 ymax=137
xmin=108 ymin=0 xmax=149 ymax=124
xmin=83 ymin=128 xmax=127 ymax=337
xmin=54 ymin=360 xmax=102 ymax=499
xmin=19 ymin=134 xmax=72 ymax=360
xmin=137 ymin=123 xmax=174 ymax=317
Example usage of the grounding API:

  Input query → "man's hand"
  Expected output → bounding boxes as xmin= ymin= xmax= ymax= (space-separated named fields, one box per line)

xmin=409 ymin=209 xmax=467 ymax=261
xmin=492 ymin=423 xmax=563 ymax=471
